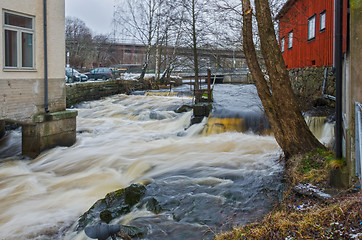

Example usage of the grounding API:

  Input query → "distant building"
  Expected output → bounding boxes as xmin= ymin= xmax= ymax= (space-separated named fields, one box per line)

xmin=276 ymin=0 xmax=348 ymax=69
xmin=0 ymin=0 xmax=77 ymax=158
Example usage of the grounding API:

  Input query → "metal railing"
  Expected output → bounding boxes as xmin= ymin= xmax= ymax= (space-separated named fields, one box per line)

xmin=356 ymin=102 xmax=362 ymax=185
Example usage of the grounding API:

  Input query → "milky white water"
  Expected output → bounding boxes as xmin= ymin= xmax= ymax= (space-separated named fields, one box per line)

xmin=0 ymin=84 xmax=285 ymax=239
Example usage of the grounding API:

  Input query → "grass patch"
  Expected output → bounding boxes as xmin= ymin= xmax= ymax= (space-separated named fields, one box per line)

xmin=215 ymin=197 xmax=362 ymax=240
xmin=287 ymin=149 xmax=346 ymax=186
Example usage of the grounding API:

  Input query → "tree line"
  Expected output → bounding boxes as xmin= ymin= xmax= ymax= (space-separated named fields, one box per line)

xmin=65 ymin=17 xmax=117 ymax=69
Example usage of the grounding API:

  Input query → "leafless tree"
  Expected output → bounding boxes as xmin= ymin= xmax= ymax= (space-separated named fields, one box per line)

xmin=241 ymin=0 xmax=325 ymax=158
xmin=176 ymin=0 xmax=219 ymax=92
xmin=115 ymin=0 xmax=164 ymax=82
xmin=65 ymin=17 xmax=94 ymax=68
xmin=92 ymin=34 xmax=115 ymax=67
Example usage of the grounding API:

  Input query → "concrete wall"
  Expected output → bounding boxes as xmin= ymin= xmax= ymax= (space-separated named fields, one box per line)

xmin=344 ymin=0 xmax=362 ymax=185
xmin=22 ymin=110 xmax=77 ymax=158
xmin=223 ymin=74 xmax=250 ymax=84
xmin=0 ymin=0 xmax=66 ymax=124
xmin=350 ymin=1 xmax=362 ymax=105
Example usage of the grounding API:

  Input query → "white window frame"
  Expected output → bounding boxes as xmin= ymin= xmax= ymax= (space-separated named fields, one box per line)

xmin=288 ymin=31 xmax=293 ymax=49
xmin=320 ymin=10 xmax=326 ymax=31
xmin=3 ymin=11 xmax=35 ymax=70
xmin=308 ymin=14 xmax=316 ymax=41
xmin=281 ymin=37 xmax=285 ymax=52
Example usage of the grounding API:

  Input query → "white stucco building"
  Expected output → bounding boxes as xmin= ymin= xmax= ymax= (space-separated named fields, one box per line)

xmin=0 ymin=0 xmax=77 ymax=158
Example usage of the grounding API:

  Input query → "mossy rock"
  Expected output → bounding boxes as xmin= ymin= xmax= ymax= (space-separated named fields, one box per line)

xmin=120 ymin=225 xmax=147 ymax=238
xmin=76 ymin=184 xmax=146 ymax=231
xmin=175 ymin=105 xmax=193 ymax=113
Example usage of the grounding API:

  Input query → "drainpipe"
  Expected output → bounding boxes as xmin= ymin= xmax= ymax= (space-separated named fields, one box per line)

xmin=335 ymin=0 xmax=343 ymax=159
xmin=43 ymin=0 xmax=49 ymax=113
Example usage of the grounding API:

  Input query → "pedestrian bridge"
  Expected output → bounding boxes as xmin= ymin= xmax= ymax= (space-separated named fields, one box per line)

xmin=179 ymin=69 xmax=250 ymax=84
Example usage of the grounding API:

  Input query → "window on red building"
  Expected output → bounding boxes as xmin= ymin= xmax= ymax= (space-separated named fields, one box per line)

xmin=320 ymin=10 xmax=326 ymax=31
xmin=281 ymin=37 xmax=285 ymax=52
xmin=288 ymin=31 xmax=293 ymax=49
xmin=308 ymin=14 xmax=316 ymax=40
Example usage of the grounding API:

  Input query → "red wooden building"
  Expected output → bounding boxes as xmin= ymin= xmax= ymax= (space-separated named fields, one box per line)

xmin=276 ymin=0 xmax=348 ymax=69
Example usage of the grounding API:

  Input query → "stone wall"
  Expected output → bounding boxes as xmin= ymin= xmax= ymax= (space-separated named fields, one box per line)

xmin=288 ymin=67 xmax=336 ymax=110
xmin=66 ymin=78 xmax=183 ymax=107
xmin=66 ymin=80 xmax=148 ymax=107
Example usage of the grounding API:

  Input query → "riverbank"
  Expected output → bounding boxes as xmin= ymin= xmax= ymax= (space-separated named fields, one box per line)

xmin=215 ymin=150 xmax=362 ymax=239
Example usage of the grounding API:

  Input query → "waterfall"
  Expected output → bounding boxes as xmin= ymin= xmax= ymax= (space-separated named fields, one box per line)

xmin=305 ymin=116 xmax=335 ymax=148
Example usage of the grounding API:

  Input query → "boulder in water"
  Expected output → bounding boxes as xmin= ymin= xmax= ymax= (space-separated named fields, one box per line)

xmin=77 ymin=184 xmax=146 ymax=231
xmin=85 ymin=222 xmax=122 ymax=240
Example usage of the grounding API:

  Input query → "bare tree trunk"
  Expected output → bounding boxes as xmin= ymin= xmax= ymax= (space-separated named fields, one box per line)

xmin=139 ymin=46 xmax=150 ymax=82
xmin=242 ymin=0 xmax=325 ymax=158
xmin=192 ymin=0 xmax=199 ymax=91
xmin=139 ymin=0 xmax=154 ymax=82
xmin=160 ymin=0 xmax=186 ymax=83
xmin=155 ymin=5 xmax=161 ymax=82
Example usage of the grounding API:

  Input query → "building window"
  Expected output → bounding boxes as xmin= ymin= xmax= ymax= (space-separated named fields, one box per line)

xmin=3 ymin=11 xmax=34 ymax=69
xmin=281 ymin=37 xmax=285 ymax=52
xmin=320 ymin=10 xmax=326 ymax=31
xmin=288 ymin=31 xmax=293 ymax=49
xmin=308 ymin=14 xmax=316 ymax=41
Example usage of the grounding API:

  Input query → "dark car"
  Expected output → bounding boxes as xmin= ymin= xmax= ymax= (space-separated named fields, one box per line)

xmin=85 ymin=68 xmax=113 ymax=80
xmin=65 ymin=68 xmax=88 ymax=83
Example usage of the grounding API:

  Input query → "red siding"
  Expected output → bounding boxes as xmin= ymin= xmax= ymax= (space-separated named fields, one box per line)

xmin=278 ymin=0 xmax=348 ymax=69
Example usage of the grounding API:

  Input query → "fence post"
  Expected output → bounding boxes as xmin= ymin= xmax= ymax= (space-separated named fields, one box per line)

xmin=207 ymin=69 xmax=212 ymax=102
xmin=355 ymin=102 xmax=362 ymax=186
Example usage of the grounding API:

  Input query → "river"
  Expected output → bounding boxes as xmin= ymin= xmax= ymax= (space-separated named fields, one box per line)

xmin=0 ymin=84 xmax=298 ymax=239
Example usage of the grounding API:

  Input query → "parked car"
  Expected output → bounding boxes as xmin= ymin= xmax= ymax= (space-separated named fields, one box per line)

xmin=85 ymin=68 xmax=113 ymax=80
xmin=65 ymin=68 xmax=88 ymax=83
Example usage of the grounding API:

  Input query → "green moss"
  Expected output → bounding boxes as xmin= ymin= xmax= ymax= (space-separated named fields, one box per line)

xmin=100 ymin=210 xmax=113 ymax=223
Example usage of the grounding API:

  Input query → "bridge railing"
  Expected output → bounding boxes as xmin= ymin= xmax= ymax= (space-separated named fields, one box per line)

xmin=356 ymin=102 xmax=362 ymax=186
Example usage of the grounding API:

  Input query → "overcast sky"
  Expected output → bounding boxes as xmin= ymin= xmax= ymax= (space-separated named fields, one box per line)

xmin=65 ymin=0 xmax=115 ymax=35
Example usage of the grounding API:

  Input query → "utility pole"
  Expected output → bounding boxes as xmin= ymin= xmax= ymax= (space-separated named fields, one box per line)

xmin=335 ymin=0 xmax=343 ymax=159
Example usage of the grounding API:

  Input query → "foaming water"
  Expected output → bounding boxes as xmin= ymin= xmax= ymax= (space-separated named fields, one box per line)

xmin=0 ymin=85 xmax=283 ymax=240
xmin=305 ymin=116 xmax=335 ymax=148
xmin=0 ymin=129 xmax=22 ymax=159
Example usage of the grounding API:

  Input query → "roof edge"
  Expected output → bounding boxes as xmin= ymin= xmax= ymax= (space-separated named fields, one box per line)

xmin=275 ymin=0 xmax=298 ymax=20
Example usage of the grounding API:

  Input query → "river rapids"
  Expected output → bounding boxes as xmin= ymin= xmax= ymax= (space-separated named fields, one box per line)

xmin=0 ymin=84 xmax=291 ymax=239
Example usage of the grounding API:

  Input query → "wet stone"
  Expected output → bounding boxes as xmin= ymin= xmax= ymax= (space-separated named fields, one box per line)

xmin=99 ymin=210 xmax=113 ymax=224
xmin=144 ymin=197 xmax=163 ymax=214
xmin=175 ymin=105 xmax=193 ymax=113
xmin=76 ymin=184 xmax=146 ymax=231
xmin=293 ymin=183 xmax=331 ymax=200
